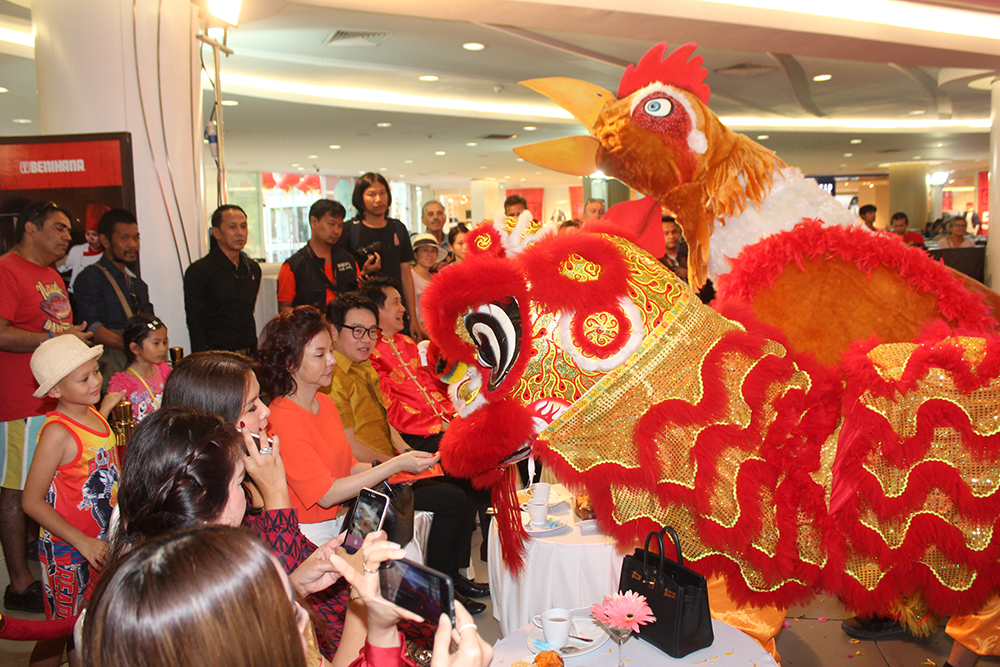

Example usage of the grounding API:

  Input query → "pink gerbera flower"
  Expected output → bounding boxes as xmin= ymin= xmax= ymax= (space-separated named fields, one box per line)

xmin=590 ymin=591 xmax=655 ymax=634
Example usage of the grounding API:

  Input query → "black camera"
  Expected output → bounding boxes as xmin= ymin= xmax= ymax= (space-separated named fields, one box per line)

xmin=354 ymin=241 xmax=382 ymax=264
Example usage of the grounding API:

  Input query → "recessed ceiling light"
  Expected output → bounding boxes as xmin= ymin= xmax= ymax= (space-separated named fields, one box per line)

xmin=840 ymin=163 xmax=847 ymax=167
xmin=404 ymin=160 xmax=413 ymax=164
xmin=399 ymin=174 xmax=405 ymax=178
xmin=329 ymin=144 xmax=341 ymax=149
xmin=419 ymin=75 xmax=439 ymax=82
xmin=850 ymin=139 xmax=862 ymax=144
xmin=523 ymin=126 xmax=537 ymax=131
xmin=297 ymin=167 xmax=304 ymax=171
xmin=520 ymin=178 xmax=527 ymax=182
xmin=466 ymin=142 xmax=478 ymax=146
xmin=376 ymin=122 xmax=392 ymax=127
xmin=813 ymin=74 xmax=832 ymax=82
xmin=291 ymin=163 xmax=300 ymax=167
xmin=935 ymin=142 xmax=945 ymax=147
xmin=0 ymin=87 xmax=8 ymax=93
xmin=463 ymin=42 xmax=485 ymax=51
xmin=868 ymin=183 xmax=874 ymax=188
xmin=221 ymin=100 xmax=239 ymax=106
xmin=308 ymin=155 xmax=318 ymax=159
xmin=756 ymin=134 xmax=769 ymax=140
xmin=379 ymin=167 xmax=388 ymax=171
xmin=503 ymin=175 xmax=510 ymax=179
xmin=479 ymin=166 xmax=487 ymax=169
xmin=435 ymin=151 xmax=446 ymax=155
xmin=535 ymin=172 xmax=542 ymax=175
xmin=909 ymin=110 xmax=926 ymax=115
xmin=359 ymin=170 xmax=365 ymax=174
xmin=913 ymin=155 xmax=922 ymax=159
xmin=516 ymin=158 xmax=524 ymax=162
xmin=12 ymin=118 xmax=32 ymax=124
xmin=843 ymin=153 xmax=853 ymax=157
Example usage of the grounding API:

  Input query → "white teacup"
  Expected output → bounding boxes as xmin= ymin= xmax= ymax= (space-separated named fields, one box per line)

xmin=532 ymin=608 xmax=571 ymax=648
xmin=526 ymin=499 xmax=548 ymax=526
xmin=531 ymin=482 xmax=551 ymax=505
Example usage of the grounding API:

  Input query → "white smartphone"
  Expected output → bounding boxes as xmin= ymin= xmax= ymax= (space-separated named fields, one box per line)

xmin=344 ymin=487 xmax=390 ymax=554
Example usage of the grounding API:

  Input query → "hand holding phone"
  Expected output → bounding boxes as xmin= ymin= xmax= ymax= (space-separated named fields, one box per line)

xmin=379 ymin=558 xmax=455 ymax=626
xmin=344 ymin=488 xmax=390 ymax=554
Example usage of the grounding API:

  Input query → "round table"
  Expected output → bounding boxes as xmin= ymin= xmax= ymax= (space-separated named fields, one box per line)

xmin=490 ymin=613 xmax=778 ymax=666
xmin=487 ymin=487 xmax=629 ymax=637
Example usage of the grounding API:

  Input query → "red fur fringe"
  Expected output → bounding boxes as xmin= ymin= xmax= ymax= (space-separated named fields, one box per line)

xmin=439 ymin=398 xmax=537 ymax=490
xmin=715 ymin=220 xmax=996 ymax=333
xmin=518 ymin=232 xmax=630 ymax=313
xmin=493 ymin=466 xmax=529 ymax=573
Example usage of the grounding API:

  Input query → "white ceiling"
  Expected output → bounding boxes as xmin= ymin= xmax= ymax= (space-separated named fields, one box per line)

xmin=1 ymin=0 xmax=999 ymax=190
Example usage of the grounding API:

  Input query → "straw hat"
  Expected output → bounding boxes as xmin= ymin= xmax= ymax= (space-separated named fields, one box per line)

xmin=411 ymin=233 xmax=448 ymax=263
xmin=31 ymin=336 xmax=104 ymax=398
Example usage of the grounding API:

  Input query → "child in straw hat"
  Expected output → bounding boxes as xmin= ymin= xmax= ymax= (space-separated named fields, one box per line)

xmin=22 ymin=336 xmax=122 ymax=638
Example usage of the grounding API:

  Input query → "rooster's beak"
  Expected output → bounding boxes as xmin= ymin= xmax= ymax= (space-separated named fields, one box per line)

xmin=514 ymin=77 xmax=615 ymax=177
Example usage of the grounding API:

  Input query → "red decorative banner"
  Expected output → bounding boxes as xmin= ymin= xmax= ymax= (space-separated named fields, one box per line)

xmin=0 ymin=140 xmax=122 ymax=190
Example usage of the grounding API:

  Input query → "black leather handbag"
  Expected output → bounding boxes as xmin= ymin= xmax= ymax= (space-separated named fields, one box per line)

xmin=617 ymin=526 xmax=714 ymax=658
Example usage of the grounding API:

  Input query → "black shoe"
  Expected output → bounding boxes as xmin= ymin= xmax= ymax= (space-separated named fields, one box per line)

xmin=4 ymin=581 xmax=44 ymax=613
xmin=455 ymin=591 xmax=486 ymax=616
xmin=841 ymin=616 xmax=905 ymax=640
xmin=454 ymin=575 xmax=490 ymax=599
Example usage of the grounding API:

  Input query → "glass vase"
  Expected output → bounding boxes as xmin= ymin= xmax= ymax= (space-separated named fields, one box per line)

xmin=607 ymin=626 xmax=634 ymax=667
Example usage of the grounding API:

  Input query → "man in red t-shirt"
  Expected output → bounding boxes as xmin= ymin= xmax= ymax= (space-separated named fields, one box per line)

xmin=0 ymin=202 xmax=91 ymax=613
xmin=891 ymin=212 xmax=926 ymax=248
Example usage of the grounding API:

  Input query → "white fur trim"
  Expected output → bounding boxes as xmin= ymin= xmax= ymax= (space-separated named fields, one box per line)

xmin=556 ymin=297 xmax=645 ymax=373
xmin=707 ymin=167 xmax=861 ymax=280
xmin=627 ymin=82 xmax=707 ymax=155
xmin=448 ymin=365 xmax=488 ymax=418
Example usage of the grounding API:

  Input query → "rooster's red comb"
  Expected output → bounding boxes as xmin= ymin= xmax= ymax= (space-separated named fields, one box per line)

xmin=618 ymin=42 xmax=710 ymax=104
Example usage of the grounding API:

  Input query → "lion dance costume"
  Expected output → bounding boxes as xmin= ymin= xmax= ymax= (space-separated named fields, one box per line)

xmin=422 ymin=43 xmax=1000 ymax=663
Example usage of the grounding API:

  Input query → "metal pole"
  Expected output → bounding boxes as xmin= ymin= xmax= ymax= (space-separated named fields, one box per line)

xmin=213 ymin=41 xmax=226 ymax=205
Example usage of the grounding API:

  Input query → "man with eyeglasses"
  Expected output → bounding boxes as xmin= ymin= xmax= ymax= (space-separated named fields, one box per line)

xmin=74 ymin=208 xmax=154 ymax=385
xmin=0 ymin=201 xmax=92 ymax=614
xmin=323 ymin=292 xmax=487 ymax=614
xmin=183 ymin=205 xmax=262 ymax=355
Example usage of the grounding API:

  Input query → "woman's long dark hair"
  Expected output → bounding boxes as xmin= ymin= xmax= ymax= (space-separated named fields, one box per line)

xmin=109 ymin=406 xmax=241 ymax=562
xmin=84 ymin=526 xmax=306 ymax=667
xmin=161 ymin=351 xmax=255 ymax=424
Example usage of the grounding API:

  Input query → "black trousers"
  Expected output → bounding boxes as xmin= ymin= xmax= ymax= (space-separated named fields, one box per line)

xmin=412 ymin=478 xmax=475 ymax=579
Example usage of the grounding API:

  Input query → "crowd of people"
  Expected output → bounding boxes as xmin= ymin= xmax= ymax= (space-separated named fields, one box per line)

xmin=0 ymin=179 xmax=510 ymax=666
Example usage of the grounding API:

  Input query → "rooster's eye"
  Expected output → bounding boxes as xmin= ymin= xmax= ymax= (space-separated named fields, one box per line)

xmin=643 ymin=98 xmax=672 ymax=117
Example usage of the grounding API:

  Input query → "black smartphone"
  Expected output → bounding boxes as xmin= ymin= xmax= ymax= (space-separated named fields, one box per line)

xmin=379 ymin=558 xmax=455 ymax=625
xmin=343 ymin=487 xmax=390 ymax=554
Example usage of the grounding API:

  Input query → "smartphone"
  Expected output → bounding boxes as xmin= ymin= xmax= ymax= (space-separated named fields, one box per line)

xmin=379 ymin=558 xmax=455 ymax=625
xmin=343 ymin=487 xmax=390 ymax=554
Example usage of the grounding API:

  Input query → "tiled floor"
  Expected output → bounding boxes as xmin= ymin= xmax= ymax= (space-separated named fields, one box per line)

xmin=0 ymin=535 xmax=995 ymax=667
xmin=466 ymin=532 xmax=1000 ymax=667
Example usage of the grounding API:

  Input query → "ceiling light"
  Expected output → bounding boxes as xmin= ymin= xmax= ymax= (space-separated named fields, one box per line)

xmin=12 ymin=119 xmax=32 ymax=124
xmin=0 ymin=25 xmax=34 ymax=48
xmin=523 ymin=126 xmax=537 ymax=131
xmin=850 ymin=139 xmax=862 ymax=144
xmin=516 ymin=158 xmax=524 ymax=162
xmin=435 ymin=151 xmax=446 ymax=155
xmin=404 ymin=160 xmax=413 ymax=164
xmin=466 ymin=142 xmax=478 ymax=146
xmin=0 ymin=87 xmax=7 ymax=93
xmin=463 ymin=42 xmax=485 ymax=51
xmin=909 ymin=110 xmax=926 ymax=115
xmin=930 ymin=171 xmax=950 ymax=185
xmin=843 ymin=153 xmax=853 ymax=157
xmin=419 ymin=75 xmax=439 ymax=82
xmin=376 ymin=122 xmax=392 ymax=127
xmin=812 ymin=74 xmax=832 ymax=82
xmin=399 ymin=174 xmax=405 ymax=178
xmin=329 ymin=144 xmax=341 ymax=149
xmin=521 ymin=178 xmax=527 ymax=182
xmin=291 ymin=163 xmax=300 ymax=167
xmin=504 ymin=175 xmax=510 ymax=179
xmin=297 ymin=166 xmax=304 ymax=171
xmin=868 ymin=183 xmax=874 ymax=188
xmin=757 ymin=134 xmax=769 ymax=140
xmin=379 ymin=167 xmax=387 ymax=171
xmin=913 ymin=155 xmax=922 ymax=159
xmin=480 ymin=166 xmax=487 ymax=169
xmin=220 ymin=100 xmax=238 ymax=106
xmin=206 ymin=0 xmax=242 ymax=26
xmin=308 ymin=154 xmax=318 ymax=159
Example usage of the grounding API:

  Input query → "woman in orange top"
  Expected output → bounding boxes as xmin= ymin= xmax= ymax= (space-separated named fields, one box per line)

xmin=256 ymin=306 xmax=437 ymax=545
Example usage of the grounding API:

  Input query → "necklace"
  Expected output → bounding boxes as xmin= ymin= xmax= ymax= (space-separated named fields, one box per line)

xmin=127 ymin=366 xmax=160 ymax=409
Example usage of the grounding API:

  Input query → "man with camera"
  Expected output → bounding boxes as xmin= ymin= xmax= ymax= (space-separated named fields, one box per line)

xmin=278 ymin=199 xmax=378 ymax=314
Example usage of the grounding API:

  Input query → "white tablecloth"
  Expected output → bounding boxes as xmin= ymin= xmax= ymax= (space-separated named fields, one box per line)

xmin=488 ymin=487 xmax=629 ymax=637
xmin=490 ymin=613 xmax=778 ymax=666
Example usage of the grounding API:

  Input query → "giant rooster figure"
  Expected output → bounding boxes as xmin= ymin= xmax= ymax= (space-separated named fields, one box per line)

xmin=422 ymin=42 xmax=1000 ymax=658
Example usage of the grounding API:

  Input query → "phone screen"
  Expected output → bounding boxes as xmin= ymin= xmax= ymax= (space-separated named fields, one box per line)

xmin=344 ymin=488 xmax=390 ymax=554
xmin=379 ymin=558 xmax=455 ymax=625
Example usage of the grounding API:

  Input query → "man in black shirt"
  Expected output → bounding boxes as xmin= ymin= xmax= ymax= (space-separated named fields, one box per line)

xmin=278 ymin=199 xmax=371 ymax=313
xmin=183 ymin=205 xmax=262 ymax=355
xmin=337 ymin=173 xmax=421 ymax=339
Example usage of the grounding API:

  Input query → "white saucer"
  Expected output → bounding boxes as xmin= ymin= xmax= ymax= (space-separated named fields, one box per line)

xmin=526 ymin=611 xmax=610 ymax=657
xmin=522 ymin=514 xmax=569 ymax=534
xmin=520 ymin=486 xmax=572 ymax=507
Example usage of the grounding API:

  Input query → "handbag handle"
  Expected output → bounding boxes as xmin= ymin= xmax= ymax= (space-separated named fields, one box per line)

xmin=641 ymin=529 xmax=666 ymax=582
xmin=660 ymin=526 xmax=684 ymax=567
